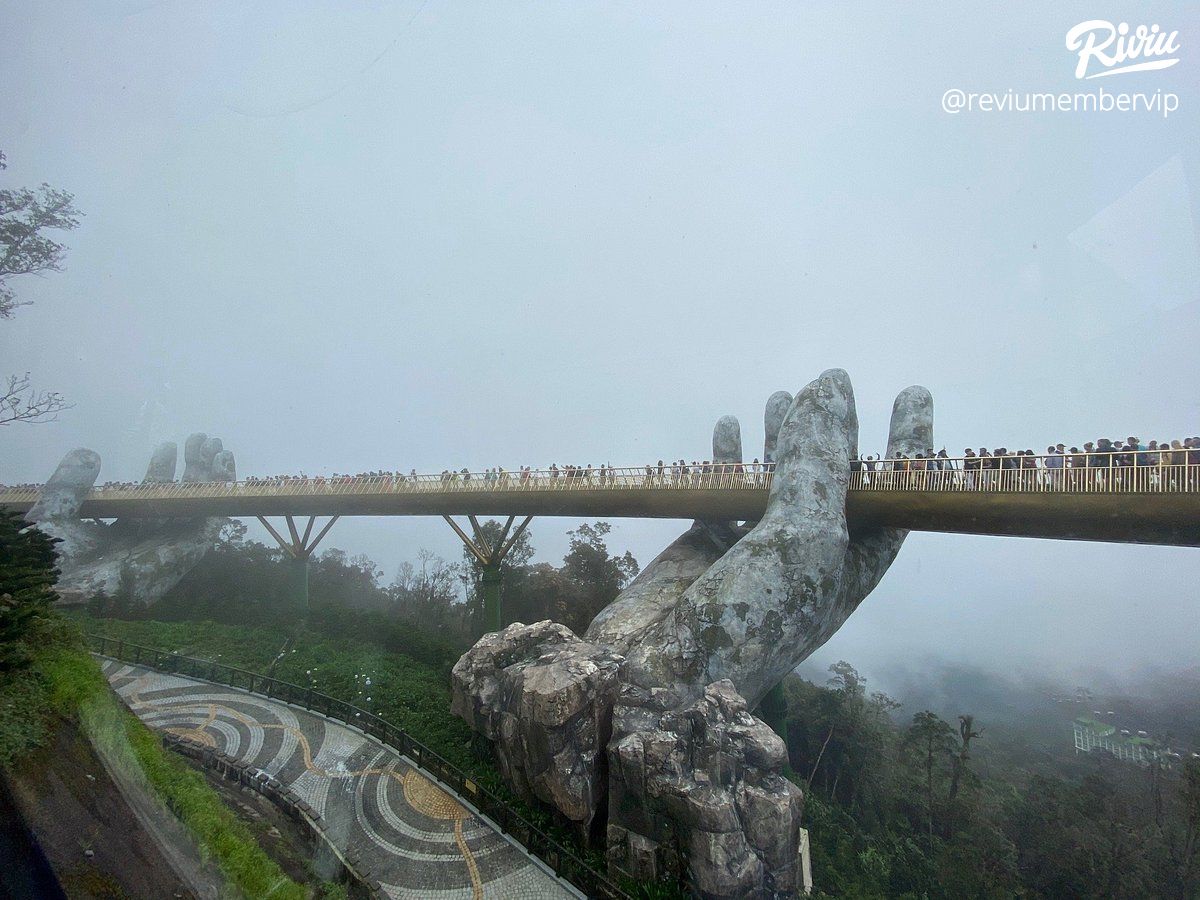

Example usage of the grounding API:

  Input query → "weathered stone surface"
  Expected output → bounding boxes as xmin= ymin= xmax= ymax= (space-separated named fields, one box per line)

xmin=586 ymin=414 xmax=749 ymax=654
xmin=762 ymin=391 xmax=792 ymax=465
xmin=451 ymin=621 xmax=623 ymax=838
xmin=585 ymin=523 xmax=729 ymax=655
xmin=28 ymin=449 xmax=105 ymax=563
xmin=607 ymin=680 xmax=803 ymax=899
xmin=619 ymin=371 xmax=934 ymax=709
xmin=712 ymin=415 xmax=742 ymax=464
xmin=451 ymin=372 xmax=934 ymax=897
xmin=29 ymin=435 xmax=235 ymax=606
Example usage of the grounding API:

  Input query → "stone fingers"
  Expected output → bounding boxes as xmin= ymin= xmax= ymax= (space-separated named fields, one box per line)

xmin=181 ymin=433 xmax=235 ymax=483
xmin=712 ymin=415 xmax=742 ymax=464
xmin=143 ymin=443 xmax=178 ymax=484
xmin=766 ymin=368 xmax=857 ymax=526
xmin=762 ymin=390 xmax=792 ymax=465
xmin=842 ymin=385 xmax=934 ymax=602
xmin=585 ymin=414 xmax=742 ymax=652
xmin=623 ymin=371 xmax=859 ymax=705
xmin=211 ymin=450 xmax=237 ymax=482
xmin=200 ymin=437 xmax=223 ymax=476
xmin=885 ymin=385 xmax=934 ymax=460
xmin=182 ymin=433 xmax=208 ymax=482
xmin=744 ymin=390 xmax=791 ymax=530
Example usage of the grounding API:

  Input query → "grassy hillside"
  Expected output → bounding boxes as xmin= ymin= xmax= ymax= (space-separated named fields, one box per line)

xmin=1 ymin=625 xmax=314 ymax=899
xmin=75 ymin=615 xmax=482 ymax=776
xmin=77 ymin=614 xmax=687 ymax=899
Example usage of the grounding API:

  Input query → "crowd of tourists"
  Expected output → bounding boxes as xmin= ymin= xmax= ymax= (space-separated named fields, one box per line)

xmin=851 ymin=436 xmax=1200 ymax=489
xmin=641 ymin=459 xmax=768 ymax=479
xmin=3 ymin=437 xmax=1199 ymax=497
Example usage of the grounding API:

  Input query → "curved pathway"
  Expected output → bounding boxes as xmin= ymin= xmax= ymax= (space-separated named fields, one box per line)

xmin=102 ymin=660 xmax=578 ymax=899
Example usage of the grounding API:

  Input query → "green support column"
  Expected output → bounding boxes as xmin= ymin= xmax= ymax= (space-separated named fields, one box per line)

xmin=443 ymin=514 xmax=534 ymax=638
xmin=257 ymin=515 xmax=339 ymax=624
xmin=757 ymin=680 xmax=788 ymax=738
xmin=480 ymin=562 xmax=503 ymax=633
xmin=286 ymin=554 xmax=310 ymax=614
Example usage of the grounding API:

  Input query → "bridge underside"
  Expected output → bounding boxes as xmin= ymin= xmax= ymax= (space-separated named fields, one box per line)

xmin=5 ymin=489 xmax=1197 ymax=547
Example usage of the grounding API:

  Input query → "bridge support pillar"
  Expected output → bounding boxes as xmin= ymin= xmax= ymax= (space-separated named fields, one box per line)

xmin=256 ymin=515 xmax=340 ymax=615
xmin=757 ymin=680 xmax=788 ymax=739
xmin=443 ymin=514 xmax=533 ymax=636
xmin=480 ymin=562 xmax=503 ymax=634
xmin=286 ymin=554 xmax=310 ymax=611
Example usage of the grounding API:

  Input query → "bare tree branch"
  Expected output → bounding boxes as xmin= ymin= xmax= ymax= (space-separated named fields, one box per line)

xmin=0 ymin=150 xmax=82 ymax=422
xmin=0 ymin=372 xmax=73 ymax=425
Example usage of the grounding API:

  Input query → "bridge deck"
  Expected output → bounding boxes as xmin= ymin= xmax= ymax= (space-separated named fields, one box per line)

xmin=4 ymin=459 xmax=1198 ymax=546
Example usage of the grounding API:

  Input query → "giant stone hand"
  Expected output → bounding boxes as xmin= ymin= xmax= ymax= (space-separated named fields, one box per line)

xmin=29 ymin=434 xmax=236 ymax=605
xmin=612 ymin=369 xmax=932 ymax=708
xmin=453 ymin=369 xmax=932 ymax=897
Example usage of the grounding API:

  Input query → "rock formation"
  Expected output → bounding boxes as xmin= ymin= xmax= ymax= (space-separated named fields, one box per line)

xmin=607 ymin=681 xmax=804 ymax=898
xmin=452 ymin=370 xmax=934 ymax=897
xmin=451 ymin=621 xmax=623 ymax=840
xmin=28 ymin=434 xmax=235 ymax=606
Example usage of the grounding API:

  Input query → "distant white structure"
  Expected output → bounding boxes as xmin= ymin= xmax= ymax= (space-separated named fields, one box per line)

xmin=1073 ymin=716 xmax=1159 ymax=764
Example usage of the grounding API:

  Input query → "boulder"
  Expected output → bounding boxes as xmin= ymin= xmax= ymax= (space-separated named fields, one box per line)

xmin=607 ymin=680 xmax=804 ymax=899
xmin=451 ymin=621 xmax=623 ymax=840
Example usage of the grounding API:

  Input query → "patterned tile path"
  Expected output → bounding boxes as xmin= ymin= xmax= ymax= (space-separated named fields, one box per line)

xmin=102 ymin=660 xmax=579 ymax=900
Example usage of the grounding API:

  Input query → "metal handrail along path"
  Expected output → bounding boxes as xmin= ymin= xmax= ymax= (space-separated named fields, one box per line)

xmin=89 ymin=633 xmax=632 ymax=900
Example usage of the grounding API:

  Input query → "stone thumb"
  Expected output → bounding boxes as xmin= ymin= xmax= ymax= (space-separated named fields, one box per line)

xmin=29 ymin=448 xmax=101 ymax=523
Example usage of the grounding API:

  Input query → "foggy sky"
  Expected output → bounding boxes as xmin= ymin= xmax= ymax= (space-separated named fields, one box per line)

xmin=2 ymin=1 xmax=1198 ymax=683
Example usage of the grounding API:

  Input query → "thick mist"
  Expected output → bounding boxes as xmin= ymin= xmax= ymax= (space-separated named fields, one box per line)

xmin=2 ymin=1 xmax=1198 ymax=681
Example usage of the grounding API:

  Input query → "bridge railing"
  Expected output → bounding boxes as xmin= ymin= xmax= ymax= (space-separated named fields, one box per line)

xmin=850 ymin=451 xmax=1200 ymax=494
xmin=88 ymin=633 xmax=632 ymax=899
xmin=3 ymin=450 xmax=1198 ymax=505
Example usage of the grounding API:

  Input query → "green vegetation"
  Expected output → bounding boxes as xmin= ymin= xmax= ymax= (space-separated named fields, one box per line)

xmin=783 ymin=661 xmax=1200 ymax=899
xmin=48 ymin=643 xmax=307 ymax=899
xmin=0 ymin=512 xmax=308 ymax=898
xmin=77 ymin=519 xmax=659 ymax=893
xmin=78 ymin=614 xmax=687 ymax=898
xmin=76 ymin=615 xmax=480 ymax=774
xmin=90 ymin=517 xmax=639 ymax=660
xmin=60 ymin=517 xmax=1200 ymax=897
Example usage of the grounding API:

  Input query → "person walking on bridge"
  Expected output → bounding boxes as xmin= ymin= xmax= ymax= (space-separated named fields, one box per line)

xmin=963 ymin=449 xmax=979 ymax=489
xmin=1044 ymin=445 xmax=1063 ymax=488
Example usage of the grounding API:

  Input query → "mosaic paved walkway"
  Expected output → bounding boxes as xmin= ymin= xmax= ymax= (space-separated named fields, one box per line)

xmin=102 ymin=660 xmax=578 ymax=899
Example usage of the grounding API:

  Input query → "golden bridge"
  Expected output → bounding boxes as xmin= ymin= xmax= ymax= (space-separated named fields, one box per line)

xmin=4 ymin=452 xmax=1198 ymax=548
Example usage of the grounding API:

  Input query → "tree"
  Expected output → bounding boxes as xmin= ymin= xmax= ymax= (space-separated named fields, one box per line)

xmin=0 ymin=511 xmax=61 ymax=669
xmin=943 ymin=714 xmax=984 ymax=842
xmin=457 ymin=518 xmax=536 ymax=628
xmin=0 ymin=150 xmax=82 ymax=424
xmin=455 ymin=520 xmax=638 ymax=634
xmin=787 ymin=662 xmax=898 ymax=826
xmin=904 ymin=710 xmax=956 ymax=850
xmin=948 ymin=714 xmax=983 ymax=804
xmin=558 ymin=522 xmax=639 ymax=633
xmin=1171 ymin=758 xmax=1200 ymax=897
xmin=387 ymin=548 xmax=470 ymax=642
